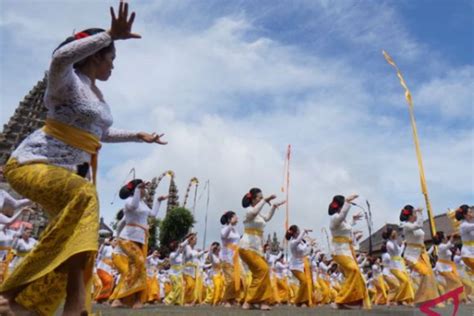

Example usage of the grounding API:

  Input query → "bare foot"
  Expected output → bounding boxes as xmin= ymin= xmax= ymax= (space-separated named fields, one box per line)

xmin=260 ymin=304 xmax=271 ymax=310
xmin=224 ymin=302 xmax=232 ymax=308
xmin=300 ymin=303 xmax=308 ymax=308
xmin=132 ymin=302 xmax=143 ymax=309
xmin=111 ymin=299 xmax=124 ymax=308
xmin=0 ymin=296 xmax=14 ymax=316
xmin=242 ymin=302 xmax=250 ymax=310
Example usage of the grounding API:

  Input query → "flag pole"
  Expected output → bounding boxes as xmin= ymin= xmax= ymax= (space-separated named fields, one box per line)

xmin=383 ymin=51 xmax=437 ymax=244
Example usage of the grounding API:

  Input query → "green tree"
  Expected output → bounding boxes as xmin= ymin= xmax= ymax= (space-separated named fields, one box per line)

xmin=159 ymin=207 xmax=195 ymax=255
xmin=147 ymin=217 xmax=161 ymax=251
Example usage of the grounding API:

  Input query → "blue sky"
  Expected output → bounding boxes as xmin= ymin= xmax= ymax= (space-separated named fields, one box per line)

xmin=1 ymin=0 xmax=472 ymax=250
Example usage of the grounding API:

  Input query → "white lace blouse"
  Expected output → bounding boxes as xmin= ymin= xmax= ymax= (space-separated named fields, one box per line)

xmin=220 ymin=225 xmax=240 ymax=263
xmin=330 ymin=202 xmax=353 ymax=257
xmin=239 ymin=200 xmax=276 ymax=256
xmin=11 ymin=31 xmax=141 ymax=171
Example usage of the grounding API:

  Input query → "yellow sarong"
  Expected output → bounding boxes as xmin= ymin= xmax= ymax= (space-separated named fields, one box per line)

xmin=405 ymin=247 xmax=439 ymax=304
xmin=332 ymin=236 xmax=371 ymax=309
xmin=238 ymin=248 xmax=273 ymax=305
xmin=0 ymin=158 xmax=99 ymax=316
xmin=109 ymin=238 xmax=147 ymax=305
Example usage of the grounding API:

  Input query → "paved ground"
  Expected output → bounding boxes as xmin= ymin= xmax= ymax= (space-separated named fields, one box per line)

xmin=93 ymin=304 xmax=474 ymax=316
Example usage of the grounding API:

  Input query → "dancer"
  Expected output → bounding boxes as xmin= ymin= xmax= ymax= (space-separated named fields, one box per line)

xmin=400 ymin=205 xmax=439 ymax=304
xmin=164 ymin=241 xmax=184 ymax=306
xmin=455 ymin=205 xmax=474 ymax=270
xmin=145 ymin=250 xmax=161 ymax=304
xmin=110 ymin=180 xmax=166 ymax=308
xmin=9 ymin=226 xmax=37 ymax=273
xmin=95 ymin=238 xmax=117 ymax=303
xmin=182 ymin=233 xmax=206 ymax=306
xmin=0 ymin=2 xmax=167 ymax=315
xmin=432 ymin=232 xmax=466 ymax=301
xmin=220 ymin=211 xmax=243 ymax=307
xmin=238 ymin=188 xmax=285 ymax=310
xmin=380 ymin=243 xmax=399 ymax=305
xmin=328 ymin=194 xmax=371 ymax=309
xmin=382 ymin=227 xmax=414 ymax=305
xmin=286 ymin=225 xmax=313 ymax=307
xmin=273 ymin=253 xmax=290 ymax=305
xmin=207 ymin=242 xmax=224 ymax=306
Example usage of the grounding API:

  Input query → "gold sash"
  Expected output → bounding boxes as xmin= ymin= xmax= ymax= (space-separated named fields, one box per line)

xmin=406 ymin=243 xmax=425 ymax=250
xmin=332 ymin=236 xmax=356 ymax=260
xmin=464 ymin=241 xmax=474 ymax=247
xmin=42 ymin=119 xmax=101 ymax=184
xmin=244 ymin=228 xmax=263 ymax=237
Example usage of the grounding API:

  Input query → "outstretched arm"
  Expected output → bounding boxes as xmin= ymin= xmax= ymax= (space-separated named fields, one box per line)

xmin=0 ymin=208 xmax=25 ymax=226
xmin=2 ymin=191 xmax=31 ymax=211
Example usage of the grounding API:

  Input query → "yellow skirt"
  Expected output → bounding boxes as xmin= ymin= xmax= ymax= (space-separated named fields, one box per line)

xmin=333 ymin=254 xmax=371 ymax=308
xmin=373 ymin=275 xmax=388 ymax=305
xmin=146 ymin=274 xmax=159 ymax=302
xmin=439 ymin=271 xmax=466 ymax=301
xmin=212 ymin=273 xmax=224 ymax=305
xmin=238 ymin=248 xmax=273 ymax=304
xmin=406 ymin=251 xmax=439 ymax=304
xmin=1 ymin=159 xmax=99 ymax=316
xmin=275 ymin=277 xmax=289 ymax=304
xmin=383 ymin=274 xmax=399 ymax=303
xmin=317 ymin=278 xmax=332 ymax=304
xmin=183 ymin=274 xmax=196 ymax=304
xmin=194 ymin=274 xmax=204 ymax=304
xmin=222 ymin=262 xmax=242 ymax=302
xmin=164 ymin=274 xmax=183 ymax=305
xmin=92 ymin=273 xmax=103 ymax=301
xmin=462 ymin=257 xmax=474 ymax=271
xmin=390 ymin=269 xmax=414 ymax=304
xmin=95 ymin=268 xmax=115 ymax=301
xmin=109 ymin=240 xmax=147 ymax=305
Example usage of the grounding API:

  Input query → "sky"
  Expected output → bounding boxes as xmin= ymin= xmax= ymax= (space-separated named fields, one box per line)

xmin=1 ymin=0 xmax=473 ymax=252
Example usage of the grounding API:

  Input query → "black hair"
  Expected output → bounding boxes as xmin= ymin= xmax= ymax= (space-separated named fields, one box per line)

xmin=119 ymin=179 xmax=144 ymax=200
xmin=399 ymin=205 xmax=414 ymax=222
xmin=242 ymin=188 xmax=262 ymax=208
xmin=432 ymin=231 xmax=445 ymax=245
xmin=116 ymin=209 xmax=124 ymax=221
xmin=53 ymin=28 xmax=115 ymax=69
xmin=285 ymin=225 xmax=299 ymax=241
xmin=169 ymin=240 xmax=178 ymax=252
xmin=380 ymin=242 xmax=387 ymax=253
xmin=328 ymin=195 xmax=345 ymax=215
xmin=455 ymin=204 xmax=469 ymax=221
xmin=382 ymin=227 xmax=394 ymax=240
xmin=220 ymin=211 xmax=236 ymax=225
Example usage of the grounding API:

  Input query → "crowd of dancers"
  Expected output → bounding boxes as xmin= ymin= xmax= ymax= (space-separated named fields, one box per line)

xmin=1 ymin=184 xmax=473 ymax=313
xmin=0 ymin=1 xmax=471 ymax=315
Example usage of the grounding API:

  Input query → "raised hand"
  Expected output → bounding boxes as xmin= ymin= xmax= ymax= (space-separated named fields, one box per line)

xmin=346 ymin=194 xmax=359 ymax=203
xmin=158 ymin=195 xmax=169 ymax=202
xmin=273 ymin=200 xmax=286 ymax=208
xmin=265 ymin=195 xmax=277 ymax=203
xmin=109 ymin=1 xmax=141 ymax=40
xmin=138 ymin=132 xmax=168 ymax=145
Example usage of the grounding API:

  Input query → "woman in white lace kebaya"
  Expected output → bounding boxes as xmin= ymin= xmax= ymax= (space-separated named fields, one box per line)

xmin=0 ymin=3 xmax=167 ymax=315
xmin=238 ymin=188 xmax=285 ymax=311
